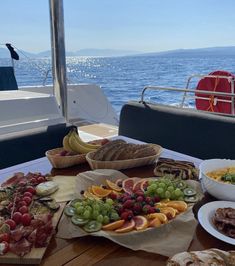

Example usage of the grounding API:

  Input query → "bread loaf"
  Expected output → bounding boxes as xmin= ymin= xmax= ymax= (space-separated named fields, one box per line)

xmin=167 ymin=249 xmax=235 ymax=266
xmin=91 ymin=140 xmax=158 ymax=161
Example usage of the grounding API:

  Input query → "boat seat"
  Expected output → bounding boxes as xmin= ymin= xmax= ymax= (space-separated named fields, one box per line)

xmin=0 ymin=67 xmax=18 ymax=90
xmin=0 ymin=123 xmax=74 ymax=169
xmin=119 ymin=101 xmax=235 ymax=159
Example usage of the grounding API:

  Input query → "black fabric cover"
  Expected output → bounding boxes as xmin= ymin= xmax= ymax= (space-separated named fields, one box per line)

xmin=119 ymin=101 xmax=235 ymax=159
xmin=0 ymin=67 xmax=18 ymax=91
xmin=0 ymin=123 xmax=74 ymax=169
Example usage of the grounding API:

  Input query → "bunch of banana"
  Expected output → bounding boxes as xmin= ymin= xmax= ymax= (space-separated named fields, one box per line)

xmin=63 ymin=129 xmax=101 ymax=154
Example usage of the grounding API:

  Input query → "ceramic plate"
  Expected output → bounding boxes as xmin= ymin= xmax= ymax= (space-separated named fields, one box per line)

xmin=198 ymin=201 xmax=235 ymax=245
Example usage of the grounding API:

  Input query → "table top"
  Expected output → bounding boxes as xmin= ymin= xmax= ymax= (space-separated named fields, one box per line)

xmin=0 ymin=136 xmax=234 ymax=266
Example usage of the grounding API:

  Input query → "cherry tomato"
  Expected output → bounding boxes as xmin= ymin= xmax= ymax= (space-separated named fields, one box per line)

xmin=0 ymin=233 xmax=10 ymax=243
xmin=18 ymin=201 xmax=27 ymax=207
xmin=12 ymin=212 xmax=23 ymax=224
xmin=4 ymin=219 xmax=16 ymax=230
xmin=22 ymin=196 xmax=32 ymax=206
xmin=26 ymin=186 xmax=36 ymax=195
xmin=23 ymin=192 xmax=33 ymax=198
xmin=29 ymin=178 xmax=38 ymax=185
xmin=21 ymin=213 xmax=32 ymax=226
xmin=37 ymin=176 xmax=45 ymax=183
xmin=19 ymin=206 xmax=28 ymax=214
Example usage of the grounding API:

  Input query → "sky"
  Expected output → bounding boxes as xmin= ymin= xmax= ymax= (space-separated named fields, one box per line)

xmin=1 ymin=0 xmax=235 ymax=53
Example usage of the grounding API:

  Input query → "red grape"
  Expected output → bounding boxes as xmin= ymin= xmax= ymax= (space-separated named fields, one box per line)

xmin=12 ymin=212 xmax=23 ymax=224
xmin=4 ymin=219 xmax=16 ymax=230
xmin=21 ymin=213 xmax=32 ymax=226
xmin=19 ymin=206 xmax=28 ymax=214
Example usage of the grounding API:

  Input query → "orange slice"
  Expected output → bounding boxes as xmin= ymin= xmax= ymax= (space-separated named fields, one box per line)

xmin=102 ymin=220 xmax=125 ymax=231
xmin=155 ymin=202 xmax=168 ymax=209
xmin=159 ymin=207 xmax=177 ymax=219
xmin=133 ymin=215 xmax=148 ymax=231
xmin=115 ymin=219 xmax=135 ymax=233
xmin=146 ymin=213 xmax=168 ymax=224
xmin=149 ymin=217 xmax=162 ymax=227
xmin=91 ymin=185 xmax=112 ymax=198
xmin=83 ymin=191 xmax=100 ymax=200
xmin=106 ymin=179 xmax=122 ymax=192
xmin=165 ymin=201 xmax=187 ymax=212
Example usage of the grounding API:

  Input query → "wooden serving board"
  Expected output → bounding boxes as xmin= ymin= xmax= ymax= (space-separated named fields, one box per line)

xmin=0 ymin=202 xmax=66 ymax=265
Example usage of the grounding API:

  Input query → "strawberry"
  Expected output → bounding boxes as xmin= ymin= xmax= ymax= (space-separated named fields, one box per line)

xmin=136 ymin=196 xmax=144 ymax=203
xmin=123 ymin=200 xmax=134 ymax=209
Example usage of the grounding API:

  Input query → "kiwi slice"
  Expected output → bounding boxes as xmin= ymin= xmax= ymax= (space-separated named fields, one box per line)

xmin=83 ymin=220 xmax=102 ymax=232
xmin=64 ymin=206 xmax=76 ymax=217
xmin=175 ymin=181 xmax=187 ymax=189
xmin=71 ymin=215 xmax=89 ymax=226
xmin=183 ymin=187 xmax=196 ymax=196
xmin=46 ymin=200 xmax=60 ymax=211
xmin=184 ymin=195 xmax=198 ymax=203
xmin=70 ymin=199 xmax=82 ymax=208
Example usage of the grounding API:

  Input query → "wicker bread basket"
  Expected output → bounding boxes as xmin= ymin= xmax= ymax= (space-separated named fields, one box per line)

xmin=46 ymin=147 xmax=87 ymax=168
xmin=86 ymin=144 xmax=162 ymax=170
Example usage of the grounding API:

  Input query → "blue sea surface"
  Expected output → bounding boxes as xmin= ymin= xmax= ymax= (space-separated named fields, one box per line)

xmin=1 ymin=55 xmax=235 ymax=114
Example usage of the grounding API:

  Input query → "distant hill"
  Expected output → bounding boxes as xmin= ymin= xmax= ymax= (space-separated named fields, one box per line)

xmin=1 ymin=46 xmax=235 ymax=59
xmin=0 ymin=47 xmax=140 ymax=59
xmin=142 ymin=46 xmax=235 ymax=57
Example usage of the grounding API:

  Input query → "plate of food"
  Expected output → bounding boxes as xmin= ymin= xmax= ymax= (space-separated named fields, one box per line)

xmin=198 ymin=201 xmax=235 ymax=245
xmin=0 ymin=172 xmax=63 ymax=264
xmin=62 ymin=174 xmax=201 ymax=235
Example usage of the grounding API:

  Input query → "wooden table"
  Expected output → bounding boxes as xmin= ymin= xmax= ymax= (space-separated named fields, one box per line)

xmin=0 ymin=136 xmax=234 ymax=266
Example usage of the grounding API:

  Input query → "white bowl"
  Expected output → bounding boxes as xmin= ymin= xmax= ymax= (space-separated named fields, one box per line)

xmin=199 ymin=159 xmax=235 ymax=201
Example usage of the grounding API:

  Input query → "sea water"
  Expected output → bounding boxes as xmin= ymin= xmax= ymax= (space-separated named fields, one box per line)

xmin=1 ymin=54 xmax=235 ymax=114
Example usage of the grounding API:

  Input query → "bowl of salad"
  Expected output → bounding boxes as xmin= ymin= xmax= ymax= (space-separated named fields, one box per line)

xmin=199 ymin=159 xmax=235 ymax=201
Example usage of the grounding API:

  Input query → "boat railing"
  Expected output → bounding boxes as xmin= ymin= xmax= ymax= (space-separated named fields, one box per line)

xmin=141 ymin=74 xmax=235 ymax=117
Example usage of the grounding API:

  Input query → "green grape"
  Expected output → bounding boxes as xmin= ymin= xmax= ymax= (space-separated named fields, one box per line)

xmin=103 ymin=203 xmax=111 ymax=210
xmin=156 ymin=187 xmax=164 ymax=195
xmin=174 ymin=188 xmax=182 ymax=197
xmin=76 ymin=206 xmax=84 ymax=215
xmin=83 ymin=210 xmax=91 ymax=219
xmin=85 ymin=205 xmax=92 ymax=212
xmin=92 ymin=203 xmax=100 ymax=212
xmin=178 ymin=196 xmax=184 ymax=201
xmin=110 ymin=212 xmax=120 ymax=221
xmin=148 ymin=180 xmax=155 ymax=186
xmin=158 ymin=182 xmax=166 ymax=189
xmin=97 ymin=214 xmax=104 ymax=223
xmin=103 ymin=215 xmax=110 ymax=224
xmin=101 ymin=209 xmax=108 ymax=216
xmin=165 ymin=191 xmax=171 ymax=199
xmin=92 ymin=210 xmax=99 ymax=219
xmin=151 ymin=183 xmax=158 ymax=190
xmin=74 ymin=202 xmax=82 ymax=209
xmin=106 ymin=198 xmax=113 ymax=205
xmin=167 ymin=186 xmax=174 ymax=192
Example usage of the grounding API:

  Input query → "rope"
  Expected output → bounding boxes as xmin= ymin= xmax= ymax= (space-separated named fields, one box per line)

xmin=206 ymin=76 xmax=219 ymax=112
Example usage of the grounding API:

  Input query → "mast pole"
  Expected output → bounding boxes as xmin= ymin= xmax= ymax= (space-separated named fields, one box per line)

xmin=49 ymin=0 xmax=68 ymax=119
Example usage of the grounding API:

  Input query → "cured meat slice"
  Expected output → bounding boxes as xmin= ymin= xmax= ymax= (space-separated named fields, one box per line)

xmin=28 ymin=229 xmax=37 ymax=243
xmin=11 ymin=227 xmax=24 ymax=242
xmin=1 ymin=173 xmax=25 ymax=187
xmin=9 ymin=238 xmax=32 ymax=257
